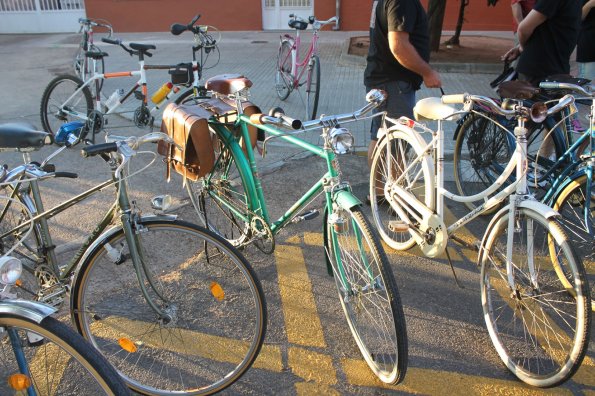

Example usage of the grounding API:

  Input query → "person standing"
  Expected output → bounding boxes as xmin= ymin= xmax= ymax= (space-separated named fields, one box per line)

xmin=503 ymin=0 xmax=582 ymax=86
xmin=577 ymin=0 xmax=595 ymax=81
xmin=364 ymin=0 xmax=441 ymax=178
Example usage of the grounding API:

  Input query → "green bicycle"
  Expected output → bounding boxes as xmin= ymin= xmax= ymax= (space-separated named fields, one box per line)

xmin=183 ymin=76 xmax=407 ymax=385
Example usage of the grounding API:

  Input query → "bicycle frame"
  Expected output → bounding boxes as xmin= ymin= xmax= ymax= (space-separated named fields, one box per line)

xmin=0 ymin=151 xmax=174 ymax=319
xmin=281 ymin=30 xmax=319 ymax=89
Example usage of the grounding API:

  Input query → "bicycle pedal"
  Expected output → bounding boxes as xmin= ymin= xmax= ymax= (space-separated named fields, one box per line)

xmin=388 ymin=220 xmax=409 ymax=232
xmin=37 ymin=284 xmax=67 ymax=308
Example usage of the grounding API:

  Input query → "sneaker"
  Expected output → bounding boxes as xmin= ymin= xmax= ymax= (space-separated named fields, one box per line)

xmin=571 ymin=118 xmax=586 ymax=132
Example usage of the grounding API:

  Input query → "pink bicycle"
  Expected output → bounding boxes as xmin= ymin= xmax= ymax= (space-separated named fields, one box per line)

xmin=275 ymin=14 xmax=338 ymax=120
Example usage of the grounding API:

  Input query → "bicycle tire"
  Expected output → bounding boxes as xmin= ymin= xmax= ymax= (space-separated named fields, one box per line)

xmin=326 ymin=205 xmax=408 ymax=385
xmin=71 ymin=218 xmax=266 ymax=395
xmin=40 ymin=74 xmax=93 ymax=135
xmin=186 ymin=135 xmax=253 ymax=247
xmin=275 ymin=40 xmax=293 ymax=101
xmin=0 ymin=314 xmax=129 ymax=395
xmin=174 ymin=87 xmax=209 ymax=106
xmin=479 ymin=207 xmax=590 ymax=387
xmin=305 ymin=54 xmax=320 ymax=120
xmin=370 ymin=129 xmax=434 ymax=251
xmin=551 ymin=173 xmax=595 ymax=310
xmin=453 ymin=112 xmax=513 ymax=213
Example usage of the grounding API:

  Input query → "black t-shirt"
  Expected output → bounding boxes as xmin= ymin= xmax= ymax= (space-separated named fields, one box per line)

xmin=577 ymin=0 xmax=595 ymax=62
xmin=363 ymin=0 xmax=430 ymax=89
xmin=516 ymin=0 xmax=581 ymax=80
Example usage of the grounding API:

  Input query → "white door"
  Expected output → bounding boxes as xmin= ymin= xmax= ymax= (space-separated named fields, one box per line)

xmin=262 ymin=0 xmax=313 ymax=30
xmin=0 ymin=0 xmax=86 ymax=33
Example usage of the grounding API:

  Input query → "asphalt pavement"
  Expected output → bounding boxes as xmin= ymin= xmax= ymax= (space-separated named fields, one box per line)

xmin=0 ymin=30 xmax=592 ymax=395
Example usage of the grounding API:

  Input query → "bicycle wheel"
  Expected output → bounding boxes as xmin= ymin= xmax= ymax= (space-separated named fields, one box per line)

xmin=479 ymin=207 xmax=590 ymax=387
xmin=186 ymin=140 xmax=253 ymax=247
xmin=72 ymin=219 xmax=266 ymax=395
xmin=0 ymin=314 xmax=129 ymax=395
xmin=326 ymin=206 xmax=407 ymax=385
xmin=370 ymin=129 xmax=434 ymax=251
xmin=551 ymin=173 xmax=595 ymax=310
xmin=305 ymin=54 xmax=320 ymax=120
xmin=453 ymin=112 xmax=513 ymax=212
xmin=40 ymin=74 xmax=93 ymax=135
xmin=275 ymin=40 xmax=293 ymax=101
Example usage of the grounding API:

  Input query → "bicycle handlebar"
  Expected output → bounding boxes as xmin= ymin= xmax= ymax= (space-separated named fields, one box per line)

xmin=539 ymin=81 xmax=593 ymax=97
xmin=249 ymin=89 xmax=386 ymax=130
xmin=442 ymin=93 xmax=575 ymax=118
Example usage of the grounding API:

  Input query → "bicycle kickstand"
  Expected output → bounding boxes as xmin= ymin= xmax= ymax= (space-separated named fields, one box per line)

xmin=444 ymin=247 xmax=464 ymax=289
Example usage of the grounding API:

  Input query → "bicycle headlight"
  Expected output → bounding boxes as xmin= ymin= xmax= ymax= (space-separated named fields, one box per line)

xmin=330 ymin=127 xmax=354 ymax=154
xmin=0 ymin=256 xmax=22 ymax=285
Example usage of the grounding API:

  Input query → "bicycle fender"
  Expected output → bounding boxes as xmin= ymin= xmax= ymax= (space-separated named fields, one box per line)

xmin=0 ymin=299 xmax=56 ymax=323
xmin=546 ymin=169 xmax=592 ymax=207
xmin=478 ymin=201 xmax=559 ymax=265
xmin=333 ymin=190 xmax=361 ymax=210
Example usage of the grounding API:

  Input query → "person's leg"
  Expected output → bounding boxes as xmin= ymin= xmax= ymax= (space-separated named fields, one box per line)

xmin=578 ymin=62 xmax=595 ymax=82
xmin=367 ymin=81 xmax=416 ymax=201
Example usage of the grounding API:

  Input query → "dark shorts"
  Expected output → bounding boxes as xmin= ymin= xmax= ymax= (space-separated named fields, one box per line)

xmin=366 ymin=80 xmax=416 ymax=141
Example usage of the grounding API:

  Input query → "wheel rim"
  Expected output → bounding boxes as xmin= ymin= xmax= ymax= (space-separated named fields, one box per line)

xmin=481 ymin=210 xmax=590 ymax=386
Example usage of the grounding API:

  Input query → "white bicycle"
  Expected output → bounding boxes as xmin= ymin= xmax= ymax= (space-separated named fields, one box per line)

xmin=369 ymin=93 xmax=591 ymax=387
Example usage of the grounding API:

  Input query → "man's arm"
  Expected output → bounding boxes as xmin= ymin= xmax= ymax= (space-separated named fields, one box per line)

xmin=583 ymin=0 xmax=595 ymax=20
xmin=517 ymin=9 xmax=547 ymax=48
xmin=511 ymin=2 xmax=524 ymax=25
xmin=388 ymin=31 xmax=441 ymax=88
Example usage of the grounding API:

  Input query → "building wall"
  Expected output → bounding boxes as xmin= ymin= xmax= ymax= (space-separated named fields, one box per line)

xmin=86 ymin=0 xmax=514 ymax=32
xmin=85 ymin=0 xmax=262 ymax=32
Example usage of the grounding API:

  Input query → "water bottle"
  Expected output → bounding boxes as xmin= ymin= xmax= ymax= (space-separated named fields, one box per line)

xmin=151 ymin=82 xmax=173 ymax=105
xmin=105 ymin=88 xmax=124 ymax=112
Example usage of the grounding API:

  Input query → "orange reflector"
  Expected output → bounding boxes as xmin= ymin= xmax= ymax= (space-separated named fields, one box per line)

xmin=15 ymin=279 xmax=22 ymax=287
xmin=210 ymin=281 xmax=225 ymax=301
xmin=118 ymin=338 xmax=138 ymax=353
xmin=8 ymin=373 xmax=31 ymax=390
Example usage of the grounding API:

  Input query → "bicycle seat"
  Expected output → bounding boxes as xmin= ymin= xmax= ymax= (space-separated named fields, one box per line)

xmin=205 ymin=74 xmax=253 ymax=95
xmin=0 ymin=123 xmax=51 ymax=152
xmin=129 ymin=42 xmax=157 ymax=51
xmin=413 ymin=97 xmax=459 ymax=121
xmin=85 ymin=50 xmax=108 ymax=59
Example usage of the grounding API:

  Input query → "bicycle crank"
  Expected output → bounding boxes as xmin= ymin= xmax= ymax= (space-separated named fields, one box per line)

xmin=417 ymin=214 xmax=448 ymax=258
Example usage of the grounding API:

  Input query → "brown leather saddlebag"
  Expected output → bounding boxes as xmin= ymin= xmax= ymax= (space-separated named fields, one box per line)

xmin=157 ymin=103 xmax=215 ymax=182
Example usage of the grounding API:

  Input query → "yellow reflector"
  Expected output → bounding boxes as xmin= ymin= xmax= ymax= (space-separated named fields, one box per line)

xmin=8 ymin=373 xmax=31 ymax=390
xmin=118 ymin=338 xmax=138 ymax=353
xmin=210 ymin=281 xmax=225 ymax=301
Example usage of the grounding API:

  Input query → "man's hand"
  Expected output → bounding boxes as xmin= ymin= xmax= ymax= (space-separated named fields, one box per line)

xmin=423 ymin=69 xmax=442 ymax=88
xmin=502 ymin=45 xmax=521 ymax=62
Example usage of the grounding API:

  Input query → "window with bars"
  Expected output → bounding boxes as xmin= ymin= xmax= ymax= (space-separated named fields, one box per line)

xmin=0 ymin=0 xmax=85 ymax=11
xmin=280 ymin=0 xmax=311 ymax=6
xmin=265 ymin=0 xmax=312 ymax=7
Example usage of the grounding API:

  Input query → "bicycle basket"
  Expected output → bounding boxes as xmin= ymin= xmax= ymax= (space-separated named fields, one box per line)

xmin=169 ymin=63 xmax=194 ymax=86
xmin=289 ymin=19 xmax=308 ymax=30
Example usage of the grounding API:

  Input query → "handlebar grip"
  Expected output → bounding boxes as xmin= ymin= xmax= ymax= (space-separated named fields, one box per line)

xmin=442 ymin=94 xmax=467 ymax=104
xmin=268 ymin=107 xmax=302 ymax=129
xmin=81 ymin=142 xmax=118 ymax=158
xmin=250 ymin=114 xmax=265 ymax=125
xmin=539 ymin=82 xmax=560 ymax=90
xmin=101 ymin=37 xmax=121 ymax=45
xmin=54 ymin=172 xmax=78 ymax=179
